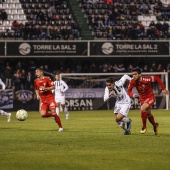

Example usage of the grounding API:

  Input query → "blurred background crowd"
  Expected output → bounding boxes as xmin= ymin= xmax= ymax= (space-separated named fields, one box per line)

xmin=0 ymin=58 xmax=170 ymax=90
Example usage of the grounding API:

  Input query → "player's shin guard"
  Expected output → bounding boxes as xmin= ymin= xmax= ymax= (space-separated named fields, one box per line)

xmin=52 ymin=113 xmax=62 ymax=128
xmin=147 ymin=114 xmax=157 ymax=127
xmin=122 ymin=117 xmax=130 ymax=123
xmin=141 ymin=111 xmax=147 ymax=129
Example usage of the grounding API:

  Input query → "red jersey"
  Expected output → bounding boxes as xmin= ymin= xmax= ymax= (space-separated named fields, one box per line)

xmin=127 ymin=76 xmax=165 ymax=102
xmin=34 ymin=76 xmax=54 ymax=101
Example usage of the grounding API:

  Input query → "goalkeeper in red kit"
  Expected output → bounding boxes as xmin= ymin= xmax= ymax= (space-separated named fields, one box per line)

xmin=34 ymin=68 xmax=63 ymax=132
xmin=127 ymin=67 xmax=169 ymax=135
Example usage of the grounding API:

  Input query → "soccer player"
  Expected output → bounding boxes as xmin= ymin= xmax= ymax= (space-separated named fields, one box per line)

xmin=34 ymin=68 xmax=63 ymax=132
xmin=53 ymin=73 xmax=70 ymax=120
xmin=127 ymin=67 xmax=169 ymax=135
xmin=0 ymin=78 xmax=11 ymax=122
xmin=104 ymin=75 xmax=132 ymax=135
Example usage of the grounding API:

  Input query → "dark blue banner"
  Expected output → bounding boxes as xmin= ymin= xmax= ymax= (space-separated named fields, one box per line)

xmin=7 ymin=41 xmax=88 ymax=57
xmin=90 ymin=41 xmax=169 ymax=56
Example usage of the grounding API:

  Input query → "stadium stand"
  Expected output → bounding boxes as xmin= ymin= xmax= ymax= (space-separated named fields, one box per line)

xmin=0 ymin=0 xmax=81 ymax=40
xmin=0 ymin=0 xmax=170 ymax=39
xmin=80 ymin=0 xmax=170 ymax=39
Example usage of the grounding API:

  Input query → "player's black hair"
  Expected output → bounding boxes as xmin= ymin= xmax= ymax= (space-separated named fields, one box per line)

xmin=35 ymin=67 xmax=44 ymax=73
xmin=55 ymin=72 xmax=61 ymax=76
xmin=106 ymin=77 xmax=114 ymax=84
xmin=131 ymin=67 xmax=142 ymax=74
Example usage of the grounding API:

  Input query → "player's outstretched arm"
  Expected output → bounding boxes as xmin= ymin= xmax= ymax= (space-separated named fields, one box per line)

xmin=104 ymin=87 xmax=109 ymax=102
xmin=118 ymin=74 xmax=131 ymax=86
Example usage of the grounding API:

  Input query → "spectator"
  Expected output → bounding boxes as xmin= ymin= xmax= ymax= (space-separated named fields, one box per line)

xmin=20 ymin=69 xmax=27 ymax=89
xmin=154 ymin=10 xmax=162 ymax=20
xmin=114 ymin=25 xmax=122 ymax=39
xmin=150 ymin=62 xmax=157 ymax=72
xmin=1 ymin=9 xmax=7 ymax=22
xmin=105 ymin=0 xmax=113 ymax=5
xmin=155 ymin=0 xmax=163 ymax=6
xmin=107 ymin=28 xmax=115 ymax=40
xmin=127 ymin=64 xmax=133 ymax=72
xmin=135 ymin=25 xmax=144 ymax=40
xmin=13 ymin=69 xmax=21 ymax=90
xmin=129 ymin=2 xmax=137 ymax=16
xmin=127 ymin=25 xmax=136 ymax=40
xmin=40 ymin=25 xmax=48 ymax=40
xmin=162 ymin=21 xmax=169 ymax=38
xmin=46 ymin=9 xmax=54 ymax=21
xmin=155 ymin=21 xmax=162 ymax=32
xmin=120 ymin=26 xmax=128 ymax=40
xmin=147 ymin=26 xmax=156 ymax=40
xmin=157 ymin=64 xmax=164 ymax=72
xmin=143 ymin=64 xmax=150 ymax=72
xmin=26 ymin=72 xmax=33 ymax=89
xmin=154 ymin=27 xmax=161 ymax=40
xmin=138 ymin=21 xmax=145 ymax=35
xmin=117 ymin=64 xmax=126 ymax=72
xmin=4 ymin=65 xmax=12 ymax=89
xmin=149 ymin=21 xmax=155 ymax=27
xmin=33 ymin=25 xmax=41 ymax=40
xmin=11 ymin=20 xmax=20 ymax=32
xmin=113 ymin=64 xmax=118 ymax=72
xmin=139 ymin=3 xmax=149 ymax=15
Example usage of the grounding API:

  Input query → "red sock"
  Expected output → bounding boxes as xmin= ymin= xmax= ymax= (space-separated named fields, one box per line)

xmin=147 ymin=114 xmax=156 ymax=127
xmin=52 ymin=113 xmax=62 ymax=128
xmin=141 ymin=111 xmax=147 ymax=129
xmin=42 ymin=112 xmax=53 ymax=118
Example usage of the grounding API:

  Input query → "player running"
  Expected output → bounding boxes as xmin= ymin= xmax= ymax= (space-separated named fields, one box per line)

xmin=104 ymin=75 xmax=132 ymax=135
xmin=34 ymin=68 xmax=63 ymax=132
xmin=127 ymin=67 xmax=169 ymax=135
xmin=0 ymin=78 xmax=11 ymax=122
xmin=53 ymin=73 xmax=69 ymax=120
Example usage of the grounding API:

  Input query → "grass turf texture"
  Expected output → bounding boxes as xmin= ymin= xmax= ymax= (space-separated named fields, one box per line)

xmin=0 ymin=110 xmax=170 ymax=170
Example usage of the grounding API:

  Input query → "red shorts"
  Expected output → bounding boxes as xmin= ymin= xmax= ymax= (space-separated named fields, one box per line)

xmin=140 ymin=96 xmax=155 ymax=107
xmin=40 ymin=98 xmax=57 ymax=111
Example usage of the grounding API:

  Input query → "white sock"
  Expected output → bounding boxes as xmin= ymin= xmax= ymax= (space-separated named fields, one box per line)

xmin=117 ymin=121 xmax=128 ymax=131
xmin=64 ymin=107 xmax=69 ymax=115
xmin=56 ymin=107 xmax=60 ymax=116
xmin=0 ymin=110 xmax=8 ymax=116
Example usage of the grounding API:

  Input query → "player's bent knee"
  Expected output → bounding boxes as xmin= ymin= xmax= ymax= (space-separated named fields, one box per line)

xmin=140 ymin=106 xmax=147 ymax=112
xmin=41 ymin=113 xmax=46 ymax=117
xmin=115 ymin=117 xmax=122 ymax=122
xmin=40 ymin=111 xmax=46 ymax=117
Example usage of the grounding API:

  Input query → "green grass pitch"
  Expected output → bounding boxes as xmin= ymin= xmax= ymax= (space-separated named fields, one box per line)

xmin=0 ymin=110 xmax=170 ymax=170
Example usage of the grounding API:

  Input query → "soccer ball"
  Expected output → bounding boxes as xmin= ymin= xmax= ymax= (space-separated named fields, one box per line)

xmin=16 ymin=109 xmax=28 ymax=121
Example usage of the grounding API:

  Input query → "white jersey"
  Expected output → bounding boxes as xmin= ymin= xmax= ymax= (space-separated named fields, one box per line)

xmin=53 ymin=80 xmax=69 ymax=97
xmin=0 ymin=78 xmax=6 ymax=90
xmin=104 ymin=74 xmax=131 ymax=104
